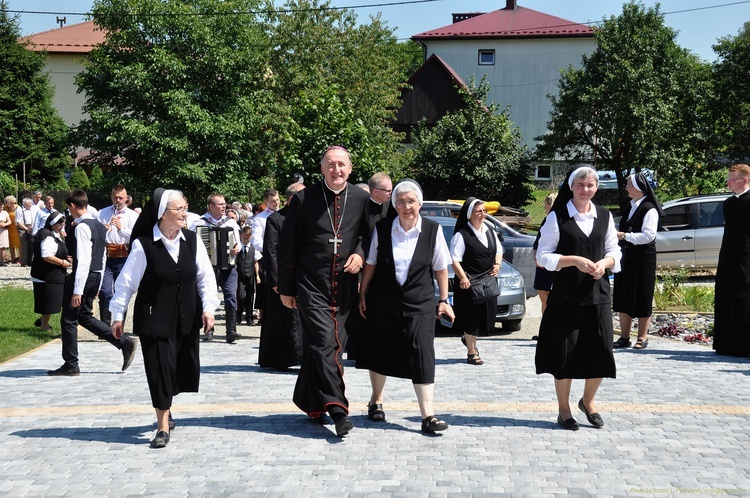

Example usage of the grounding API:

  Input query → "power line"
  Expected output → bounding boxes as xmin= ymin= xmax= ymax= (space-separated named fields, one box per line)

xmin=6 ymin=0 xmax=445 ymax=17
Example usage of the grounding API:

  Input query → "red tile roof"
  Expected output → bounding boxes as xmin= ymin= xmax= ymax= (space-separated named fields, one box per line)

xmin=413 ymin=6 xmax=594 ymax=40
xmin=22 ymin=21 xmax=105 ymax=53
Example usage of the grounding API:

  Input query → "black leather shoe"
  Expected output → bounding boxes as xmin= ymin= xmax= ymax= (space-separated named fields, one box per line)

xmin=47 ymin=363 xmax=80 ymax=376
xmin=121 ymin=337 xmax=138 ymax=371
xmin=247 ymin=319 xmax=255 ymax=326
xmin=150 ymin=430 xmax=170 ymax=448
xmin=333 ymin=415 xmax=353 ymax=437
xmin=578 ymin=399 xmax=604 ymax=428
xmin=34 ymin=317 xmax=42 ymax=327
xmin=226 ymin=332 xmax=241 ymax=344
xmin=202 ymin=328 xmax=214 ymax=342
xmin=168 ymin=413 xmax=175 ymax=432
xmin=557 ymin=415 xmax=579 ymax=431
xmin=421 ymin=416 xmax=448 ymax=433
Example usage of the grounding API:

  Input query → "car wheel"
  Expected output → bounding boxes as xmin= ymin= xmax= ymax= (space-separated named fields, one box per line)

xmin=502 ymin=319 xmax=522 ymax=332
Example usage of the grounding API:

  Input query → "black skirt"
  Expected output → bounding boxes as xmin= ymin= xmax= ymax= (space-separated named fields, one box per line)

xmin=139 ymin=327 xmax=200 ymax=410
xmin=453 ymin=280 xmax=495 ymax=336
xmin=33 ymin=281 xmax=65 ymax=315
xmin=533 ymin=266 xmax=554 ymax=292
xmin=535 ymin=303 xmax=616 ymax=379
xmin=613 ymin=246 xmax=657 ymax=318
xmin=356 ymin=312 xmax=436 ymax=384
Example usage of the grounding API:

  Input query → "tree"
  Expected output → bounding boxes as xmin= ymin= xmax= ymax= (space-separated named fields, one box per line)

xmin=264 ymin=0 xmax=407 ymax=186
xmin=67 ymin=167 xmax=90 ymax=190
xmin=0 ymin=2 xmax=70 ymax=188
xmin=75 ymin=0 xmax=414 ymax=202
xmin=535 ymin=2 xmax=712 ymax=198
xmin=409 ymin=78 xmax=532 ymax=207
xmin=75 ymin=0 xmax=278 ymax=203
xmin=712 ymin=28 xmax=750 ymax=162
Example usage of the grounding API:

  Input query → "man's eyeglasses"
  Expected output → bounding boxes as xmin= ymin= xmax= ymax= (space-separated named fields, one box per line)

xmin=728 ymin=177 xmax=747 ymax=183
xmin=375 ymin=188 xmax=392 ymax=194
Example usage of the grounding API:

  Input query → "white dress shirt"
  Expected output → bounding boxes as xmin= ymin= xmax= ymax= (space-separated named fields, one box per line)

xmin=622 ymin=197 xmax=658 ymax=245
xmin=449 ymin=222 xmax=503 ymax=261
xmin=366 ymin=215 xmax=451 ymax=286
xmin=536 ymin=200 xmax=621 ymax=273
xmin=250 ymin=208 xmax=274 ymax=257
xmin=96 ymin=205 xmax=140 ymax=244
xmin=72 ymin=213 xmax=107 ymax=295
xmin=109 ymin=224 xmax=219 ymax=322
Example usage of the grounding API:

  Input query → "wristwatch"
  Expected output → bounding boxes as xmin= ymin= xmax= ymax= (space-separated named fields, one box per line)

xmin=438 ymin=299 xmax=449 ymax=304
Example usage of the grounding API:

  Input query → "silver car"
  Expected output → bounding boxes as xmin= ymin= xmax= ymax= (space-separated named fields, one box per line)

xmin=428 ymin=215 xmax=526 ymax=332
xmin=656 ymin=193 xmax=729 ymax=270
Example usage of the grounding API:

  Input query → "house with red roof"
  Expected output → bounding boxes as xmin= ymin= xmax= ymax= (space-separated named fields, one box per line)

xmin=22 ymin=21 xmax=105 ymax=127
xmin=409 ymin=0 xmax=596 ymax=181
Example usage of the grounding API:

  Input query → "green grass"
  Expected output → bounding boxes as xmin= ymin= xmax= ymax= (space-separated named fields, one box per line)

xmin=0 ymin=286 xmax=60 ymax=363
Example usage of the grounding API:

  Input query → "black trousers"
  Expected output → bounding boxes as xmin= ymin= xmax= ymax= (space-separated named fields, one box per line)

xmin=60 ymin=271 xmax=127 ymax=366
xmin=237 ymin=276 xmax=255 ymax=323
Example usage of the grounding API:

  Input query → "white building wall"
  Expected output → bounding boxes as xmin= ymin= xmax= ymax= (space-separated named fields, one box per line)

xmin=423 ymin=38 xmax=596 ymax=150
xmin=41 ymin=53 xmax=87 ymax=127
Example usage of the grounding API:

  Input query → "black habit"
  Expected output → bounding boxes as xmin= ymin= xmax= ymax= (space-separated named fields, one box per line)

xmin=258 ymin=207 xmax=302 ymax=369
xmin=535 ymin=204 xmax=616 ymax=379
xmin=133 ymin=229 xmax=203 ymax=409
xmin=278 ymin=181 xmax=370 ymax=417
xmin=612 ymin=200 xmax=658 ymax=318
xmin=713 ymin=190 xmax=750 ymax=357
xmin=356 ymin=217 xmax=440 ymax=384
xmin=453 ymin=227 xmax=497 ymax=336
xmin=31 ymin=228 xmax=68 ymax=315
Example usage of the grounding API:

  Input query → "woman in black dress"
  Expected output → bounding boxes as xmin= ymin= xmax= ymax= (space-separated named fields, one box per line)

xmin=613 ymin=173 xmax=663 ymax=350
xmin=30 ymin=211 xmax=71 ymax=331
xmin=110 ymin=188 xmax=218 ymax=448
xmin=450 ymin=197 xmax=503 ymax=365
xmin=535 ymin=166 xmax=621 ymax=430
xmin=356 ymin=180 xmax=455 ymax=433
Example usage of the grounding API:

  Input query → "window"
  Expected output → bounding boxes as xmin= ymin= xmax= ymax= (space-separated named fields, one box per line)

xmin=661 ymin=205 xmax=691 ymax=230
xmin=535 ymin=164 xmax=552 ymax=180
xmin=478 ymin=49 xmax=495 ymax=65
xmin=697 ymin=201 xmax=724 ymax=228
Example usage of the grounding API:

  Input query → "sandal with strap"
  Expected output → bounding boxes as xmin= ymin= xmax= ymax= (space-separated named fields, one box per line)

xmin=421 ymin=416 xmax=449 ymax=433
xmin=613 ymin=337 xmax=632 ymax=348
xmin=467 ymin=353 xmax=484 ymax=365
xmin=367 ymin=402 xmax=386 ymax=422
xmin=633 ymin=338 xmax=649 ymax=350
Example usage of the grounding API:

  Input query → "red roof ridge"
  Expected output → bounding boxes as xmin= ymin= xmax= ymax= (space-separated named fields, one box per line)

xmin=413 ymin=5 xmax=595 ymax=40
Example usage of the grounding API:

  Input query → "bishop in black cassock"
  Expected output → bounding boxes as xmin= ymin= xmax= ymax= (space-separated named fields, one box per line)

xmin=278 ymin=147 xmax=370 ymax=436
xmin=713 ymin=165 xmax=750 ymax=357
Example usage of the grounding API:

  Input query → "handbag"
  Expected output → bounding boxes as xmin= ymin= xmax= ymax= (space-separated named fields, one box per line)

xmin=468 ymin=269 xmax=500 ymax=304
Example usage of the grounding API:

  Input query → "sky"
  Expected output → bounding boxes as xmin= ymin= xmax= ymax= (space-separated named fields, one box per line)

xmin=6 ymin=0 xmax=749 ymax=62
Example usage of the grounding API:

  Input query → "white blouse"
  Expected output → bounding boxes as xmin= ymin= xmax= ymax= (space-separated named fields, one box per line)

xmin=536 ymin=200 xmax=621 ymax=273
xmin=109 ymin=224 xmax=219 ymax=322
xmin=366 ymin=216 xmax=451 ymax=286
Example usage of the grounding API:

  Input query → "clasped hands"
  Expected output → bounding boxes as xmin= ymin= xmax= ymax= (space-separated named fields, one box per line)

xmin=574 ymin=256 xmax=608 ymax=280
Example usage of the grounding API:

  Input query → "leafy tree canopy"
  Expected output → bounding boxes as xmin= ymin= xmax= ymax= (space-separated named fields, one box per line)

xmin=712 ymin=29 xmax=750 ymax=162
xmin=535 ymin=1 xmax=712 ymax=198
xmin=0 ymin=2 xmax=70 ymax=189
xmin=409 ymin=78 xmax=533 ymax=208
xmin=76 ymin=0 xmax=409 ymax=204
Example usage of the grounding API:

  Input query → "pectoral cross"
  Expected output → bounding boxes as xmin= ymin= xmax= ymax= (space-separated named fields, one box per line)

xmin=329 ymin=236 xmax=342 ymax=255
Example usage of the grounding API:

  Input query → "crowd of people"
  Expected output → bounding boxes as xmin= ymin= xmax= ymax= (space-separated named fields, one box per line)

xmin=4 ymin=154 xmax=749 ymax=446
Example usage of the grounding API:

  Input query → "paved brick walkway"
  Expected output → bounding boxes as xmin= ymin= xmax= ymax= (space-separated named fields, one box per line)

xmin=1 ymin=308 xmax=749 ymax=497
